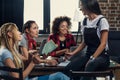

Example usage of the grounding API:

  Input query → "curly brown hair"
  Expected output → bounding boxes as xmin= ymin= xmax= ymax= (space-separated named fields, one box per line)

xmin=52 ymin=16 xmax=71 ymax=34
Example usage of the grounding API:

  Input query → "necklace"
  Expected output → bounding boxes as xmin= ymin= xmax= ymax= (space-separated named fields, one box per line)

xmin=61 ymin=41 xmax=65 ymax=47
xmin=62 ymin=43 xmax=64 ymax=47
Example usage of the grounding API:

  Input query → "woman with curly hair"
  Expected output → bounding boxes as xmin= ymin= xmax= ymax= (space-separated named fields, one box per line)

xmin=48 ymin=16 xmax=76 ymax=61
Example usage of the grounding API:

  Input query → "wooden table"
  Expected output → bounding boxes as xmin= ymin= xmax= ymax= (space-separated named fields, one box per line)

xmin=109 ymin=64 xmax=120 ymax=80
xmin=29 ymin=65 xmax=65 ymax=77
xmin=29 ymin=62 xmax=120 ymax=80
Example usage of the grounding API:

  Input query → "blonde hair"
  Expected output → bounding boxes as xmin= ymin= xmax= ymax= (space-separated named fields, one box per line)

xmin=0 ymin=23 xmax=24 ymax=69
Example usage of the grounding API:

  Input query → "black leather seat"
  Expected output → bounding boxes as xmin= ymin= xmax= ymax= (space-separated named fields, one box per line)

xmin=108 ymin=31 xmax=120 ymax=63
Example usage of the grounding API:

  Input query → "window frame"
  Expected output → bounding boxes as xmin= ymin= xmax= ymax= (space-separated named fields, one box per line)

xmin=41 ymin=0 xmax=80 ymax=34
xmin=39 ymin=0 xmax=50 ymax=34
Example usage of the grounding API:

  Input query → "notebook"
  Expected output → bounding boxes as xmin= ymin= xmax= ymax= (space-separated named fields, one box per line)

xmin=42 ymin=40 xmax=58 ymax=55
xmin=57 ymin=60 xmax=70 ymax=67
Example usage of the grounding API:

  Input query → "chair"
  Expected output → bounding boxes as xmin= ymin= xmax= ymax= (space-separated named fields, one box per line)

xmin=0 ymin=66 xmax=23 ymax=80
xmin=69 ymin=31 xmax=120 ymax=80
xmin=70 ymin=70 xmax=113 ymax=80
xmin=108 ymin=31 xmax=120 ymax=63
xmin=38 ymin=39 xmax=47 ymax=55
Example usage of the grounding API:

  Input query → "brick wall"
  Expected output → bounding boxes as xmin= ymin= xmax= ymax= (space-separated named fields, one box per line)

xmin=98 ymin=0 xmax=120 ymax=31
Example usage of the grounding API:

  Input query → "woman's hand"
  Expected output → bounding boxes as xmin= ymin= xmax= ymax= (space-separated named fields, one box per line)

xmin=46 ymin=59 xmax=58 ymax=66
xmin=32 ymin=54 xmax=58 ymax=66
xmin=65 ymin=52 xmax=74 ymax=56
xmin=32 ymin=54 xmax=42 ymax=64
xmin=64 ymin=52 xmax=73 ymax=60
xmin=65 ymin=49 xmax=70 ymax=53
xmin=85 ymin=57 xmax=95 ymax=67
xmin=28 ymin=50 xmax=38 ymax=55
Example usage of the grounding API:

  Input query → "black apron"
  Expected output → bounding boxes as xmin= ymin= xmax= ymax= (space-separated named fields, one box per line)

xmin=83 ymin=17 xmax=107 ymax=57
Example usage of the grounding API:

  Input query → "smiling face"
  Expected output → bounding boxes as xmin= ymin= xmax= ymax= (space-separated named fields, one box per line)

xmin=26 ymin=23 xmax=39 ymax=38
xmin=59 ymin=21 xmax=68 ymax=35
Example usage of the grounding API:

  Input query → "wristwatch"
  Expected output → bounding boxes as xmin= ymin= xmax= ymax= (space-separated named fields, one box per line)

xmin=90 ymin=56 xmax=95 ymax=60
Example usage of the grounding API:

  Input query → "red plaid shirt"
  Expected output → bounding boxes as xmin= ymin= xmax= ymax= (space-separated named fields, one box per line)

xmin=48 ymin=33 xmax=76 ymax=57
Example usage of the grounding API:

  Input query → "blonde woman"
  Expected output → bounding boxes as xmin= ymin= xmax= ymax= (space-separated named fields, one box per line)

xmin=0 ymin=23 xmax=33 ymax=79
xmin=0 ymin=23 xmax=70 ymax=80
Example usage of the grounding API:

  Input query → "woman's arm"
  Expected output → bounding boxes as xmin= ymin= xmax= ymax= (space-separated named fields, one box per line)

xmin=19 ymin=47 xmax=29 ymax=61
xmin=19 ymin=47 xmax=37 ymax=61
xmin=92 ymin=30 xmax=108 ymax=58
xmin=66 ymin=42 xmax=86 ymax=56
xmin=72 ymin=42 xmax=86 ymax=55
xmin=55 ymin=48 xmax=70 ymax=56
xmin=4 ymin=58 xmax=35 ymax=79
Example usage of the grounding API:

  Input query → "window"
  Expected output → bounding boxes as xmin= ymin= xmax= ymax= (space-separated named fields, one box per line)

xmin=24 ymin=0 xmax=84 ymax=34
xmin=50 ymin=0 xmax=83 ymax=33
xmin=24 ymin=0 xmax=44 ymax=32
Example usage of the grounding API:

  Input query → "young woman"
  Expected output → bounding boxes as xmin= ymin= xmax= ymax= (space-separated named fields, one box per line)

xmin=0 ymin=23 xmax=37 ymax=79
xmin=48 ymin=16 xmax=76 ymax=60
xmin=66 ymin=0 xmax=110 ymax=80
xmin=0 ymin=23 xmax=70 ymax=80
xmin=19 ymin=20 xmax=57 ymax=67
xmin=19 ymin=20 xmax=39 ymax=61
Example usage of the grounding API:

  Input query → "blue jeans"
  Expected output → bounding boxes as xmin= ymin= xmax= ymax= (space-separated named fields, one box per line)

xmin=29 ymin=72 xmax=69 ymax=80
xmin=49 ymin=72 xmax=70 ymax=80
xmin=65 ymin=53 xmax=109 ymax=80
xmin=29 ymin=75 xmax=49 ymax=80
xmin=80 ymin=54 xmax=109 ymax=80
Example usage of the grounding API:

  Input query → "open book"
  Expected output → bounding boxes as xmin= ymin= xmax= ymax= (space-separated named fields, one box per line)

xmin=42 ymin=40 xmax=58 ymax=55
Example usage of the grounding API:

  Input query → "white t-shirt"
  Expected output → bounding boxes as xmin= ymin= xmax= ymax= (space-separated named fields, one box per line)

xmin=81 ymin=15 xmax=109 ymax=50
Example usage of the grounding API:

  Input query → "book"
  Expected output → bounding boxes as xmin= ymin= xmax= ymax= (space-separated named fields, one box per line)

xmin=42 ymin=40 xmax=58 ymax=55
xmin=57 ymin=60 xmax=70 ymax=67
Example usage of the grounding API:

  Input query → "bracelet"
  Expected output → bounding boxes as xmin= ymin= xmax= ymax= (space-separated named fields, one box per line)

xmin=90 ymin=56 xmax=95 ymax=60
